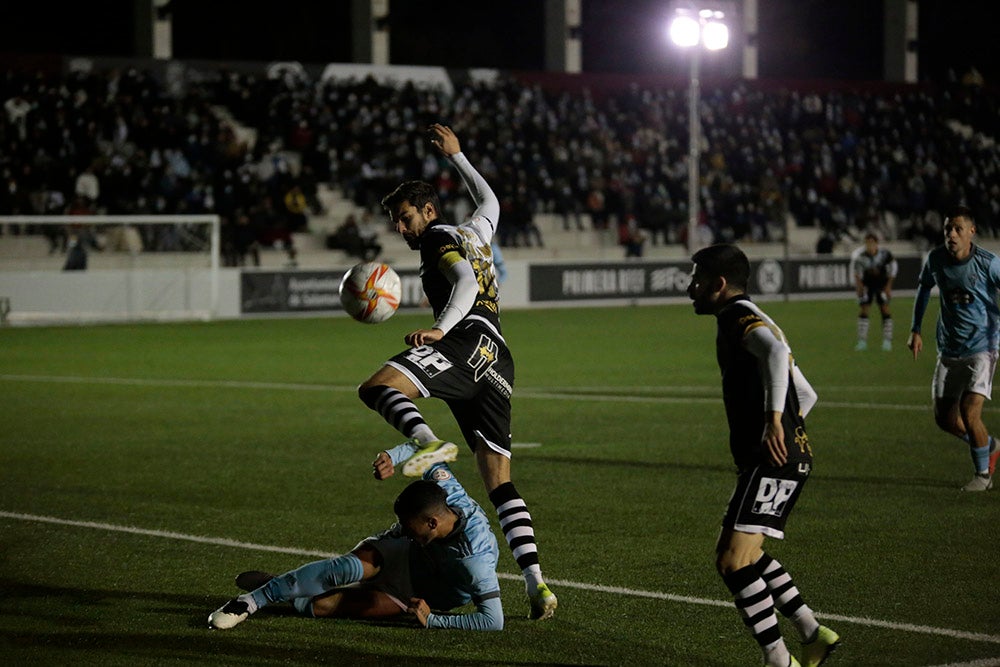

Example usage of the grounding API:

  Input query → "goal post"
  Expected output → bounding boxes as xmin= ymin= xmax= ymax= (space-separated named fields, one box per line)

xmin=0 ymin=214 xmax=221 ymax=325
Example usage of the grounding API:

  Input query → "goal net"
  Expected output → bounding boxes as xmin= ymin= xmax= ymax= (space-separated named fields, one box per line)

xmin=0 ymin=215 xmax=220 ymax=325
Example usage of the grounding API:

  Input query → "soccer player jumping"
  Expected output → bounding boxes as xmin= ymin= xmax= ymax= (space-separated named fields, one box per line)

xmin=357 ymin=123 xmax=556 ymax=619
xmin=688 ymin=244 xmax=839 ymax=667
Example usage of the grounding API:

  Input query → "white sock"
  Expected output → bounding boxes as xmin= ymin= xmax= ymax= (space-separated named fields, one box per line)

xmin=763 ymin=638 xmax=791 ymax=667
xmin=411 ymin=424 xmax=437 ymax=446
xmin=523 ymin=564 xmax=544 ymax=592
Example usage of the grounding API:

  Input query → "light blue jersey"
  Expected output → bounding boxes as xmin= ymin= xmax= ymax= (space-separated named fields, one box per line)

xmin=912 ymin=244 xmax=1000 ymax=357
xmin=385 ymin=443 xmax=502 ymax=630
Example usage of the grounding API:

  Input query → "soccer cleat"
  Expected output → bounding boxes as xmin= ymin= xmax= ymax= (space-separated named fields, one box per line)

xmin=801 ymin=625 xmax=840 ymax=667
xmin=854 ymin=340 xmax=867 ymax=351
xmin=881 ymin=339 xmax=892 ymax=352
xmin=208 ymin=598 xmax=251 ymax=629
xmin=401 ymin=440 xmax=459 ymax=477
xmin=235 ymin=570 xmax=274 ymax=592
xmin=528 ymin=582 xmax=558 ymax=620
xmin=788 ymin=658 xmax=802 ymax=667
xmin=961 ymin=473 xmax=993 ymax=492
xmin=988 ymin=440 xmax=1000 ymax=476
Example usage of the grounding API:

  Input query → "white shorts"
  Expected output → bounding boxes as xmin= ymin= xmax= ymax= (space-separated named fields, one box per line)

xmin=933 ymin=351 xmax=999 ymax=401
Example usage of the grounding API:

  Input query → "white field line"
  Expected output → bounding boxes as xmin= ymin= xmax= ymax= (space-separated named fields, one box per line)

xmin=2 ymin=509 xmax=999 ymax=649
xmin=0 ymin=374 xmax=969 ymax=413
xmin=926 ymin=660 xmax=1000 ymax=667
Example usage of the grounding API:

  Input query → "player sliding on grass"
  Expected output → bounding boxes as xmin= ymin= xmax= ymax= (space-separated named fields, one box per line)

xmin=208 ymin=443 xmax=503 ymax=630
xmin=687 ymin=244 xmax=839 ymax=667
xmin=356 ymin=123 xmax=556 ymax=620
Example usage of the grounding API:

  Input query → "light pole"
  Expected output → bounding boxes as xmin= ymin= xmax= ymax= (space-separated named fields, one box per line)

xmin=669 ymin=5 xmax=730 ymax=253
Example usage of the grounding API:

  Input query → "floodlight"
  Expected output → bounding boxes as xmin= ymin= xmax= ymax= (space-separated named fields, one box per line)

xmin=702 ymin=21 xmax=729 ymax=50
xmin=669 ymin=15 xmax=700 ymax=48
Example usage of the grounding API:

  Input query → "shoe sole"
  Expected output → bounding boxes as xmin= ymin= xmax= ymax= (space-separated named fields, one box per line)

xmin=529 ymin=594 xmax=558 ymax=621
xmin=401 ymin=442 xmax=459 ymax=477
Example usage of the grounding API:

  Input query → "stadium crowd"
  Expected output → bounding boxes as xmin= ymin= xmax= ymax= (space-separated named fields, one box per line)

xmin=2 ymin=63 xmax=998 ymax=261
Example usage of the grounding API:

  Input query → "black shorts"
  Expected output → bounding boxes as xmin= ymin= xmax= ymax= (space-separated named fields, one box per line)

xmin=859 ymin=284 xmax=890 ymax=306
xmin=722 ymin=444 xmax=812 ymax=539
xmin=386 ymin=320 xmax=514 ymax=457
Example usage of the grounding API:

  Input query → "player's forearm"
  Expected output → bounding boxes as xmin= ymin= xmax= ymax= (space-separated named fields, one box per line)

xmin=432 ymin=257 xmax=478 ymax=334
xmin=425 ymin=596 xmax=504 ymax=631
xmin=911 ymin=285 xmax=932 ymax=331
xmin=449 ymin=152 xmax=500 ymax=225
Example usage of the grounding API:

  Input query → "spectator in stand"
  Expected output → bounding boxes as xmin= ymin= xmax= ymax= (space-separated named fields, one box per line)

xmin=63 ymin=223 xmax=102 ymax=271
xmin=74 ymin=165 xmax=100 ymax=207
xmin=620 ymin=215 xmax=647 ymax=258
xmin=282 ymin=184 xmax=309 ymax=233
xmin=327 ymin=213 xmax=382 ymax=262
xmin=252 ymin=195 xmax=297 ymax=268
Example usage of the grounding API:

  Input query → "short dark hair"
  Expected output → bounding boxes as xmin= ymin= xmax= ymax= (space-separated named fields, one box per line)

xmin=394 ymin=479 xmax=449 ymax=522
xmin=864 ymin=231 xmax=879 ymax=241
xmin=381 ymin=181 xmax=441 ymax=218
xmin=945 ymin=204 xmax=975 ymax=226
xmin=691 ymin=244 xmax=750 ymax=291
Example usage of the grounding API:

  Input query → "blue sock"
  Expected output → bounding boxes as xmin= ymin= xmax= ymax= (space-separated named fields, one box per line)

xmin=961 ymin=433 xmax=995 ymax=449
xmin=250 ymin=553 xmax=365 ymax=609
xmin=971 ymin=444 xmax=990 ymax=474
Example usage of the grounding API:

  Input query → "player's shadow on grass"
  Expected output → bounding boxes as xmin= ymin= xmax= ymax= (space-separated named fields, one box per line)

xmin=2 ymin=580 xmax=582 ymax=665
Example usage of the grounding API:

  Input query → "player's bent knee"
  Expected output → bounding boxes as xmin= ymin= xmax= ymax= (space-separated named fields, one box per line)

xmin=358 ymin=383 xmax=384 ymax=408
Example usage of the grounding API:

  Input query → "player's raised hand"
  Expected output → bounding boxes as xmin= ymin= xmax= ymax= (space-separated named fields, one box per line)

xmin=429 ymin=123 xmax=460 ymax=156
xmin=373 ymin=451 xmax=396 ymax=480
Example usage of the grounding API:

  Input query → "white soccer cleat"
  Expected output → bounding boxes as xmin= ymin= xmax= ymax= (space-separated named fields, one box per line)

xmin=208 ymin=598 xmax=251 ymax=629
xmin=962 ymin=473 xmax=993 ymax=492
xmin=401 ymin=440 xmax=459 ymax=477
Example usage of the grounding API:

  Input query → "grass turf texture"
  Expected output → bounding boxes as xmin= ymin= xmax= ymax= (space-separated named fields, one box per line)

xmin=1 ymin=299 xmax=998 ymax=665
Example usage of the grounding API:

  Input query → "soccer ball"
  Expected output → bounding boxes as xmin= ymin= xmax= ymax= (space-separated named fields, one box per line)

xmin=338 ymin=262 xmax=402 ymax=323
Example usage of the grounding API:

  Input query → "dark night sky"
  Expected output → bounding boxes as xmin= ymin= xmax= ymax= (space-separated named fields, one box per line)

xmin=0 ymin=0 xmax=993 ymax=85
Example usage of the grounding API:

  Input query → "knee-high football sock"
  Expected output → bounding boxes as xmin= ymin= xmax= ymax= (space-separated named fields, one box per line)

xmin=723 ymin=564 xmax=790 ymax=666
xmin=242 ymin=554 xmax=365 ymax=612
xmin=754 ymin=552 xmax=820 ymax=642
xmin=856 ymin=315 xmax=870 ymax=343
xmin=359 ymin=385 xmax=436 ymax=444
xmin=882 ymin=315 xmax=893 ymax=344
xmin=489 ymin=482 xmax=543 ymax=591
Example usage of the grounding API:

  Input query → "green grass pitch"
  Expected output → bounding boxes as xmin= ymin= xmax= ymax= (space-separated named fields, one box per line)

xmin=1 ymin=298 xmax=997 ymax=665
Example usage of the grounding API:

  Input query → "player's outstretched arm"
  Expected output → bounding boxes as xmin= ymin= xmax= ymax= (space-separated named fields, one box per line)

xmin=429 ymin=123 xmax=500 ymax=228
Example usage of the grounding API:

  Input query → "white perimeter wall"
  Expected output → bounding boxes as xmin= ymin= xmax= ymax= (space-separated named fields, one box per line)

xmin=0 ymin=263 xmax=533 ymax=325
xmin=0 ymin=268 xmax=242 ymax=324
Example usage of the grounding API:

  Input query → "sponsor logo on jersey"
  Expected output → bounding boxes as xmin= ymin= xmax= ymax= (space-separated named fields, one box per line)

xmin=752 ymin=477 xmax=798 ymax=517
xmin=467 ymin=334 xmax=499 ymax=381
xmin=404 ymin=345 xmax=454 ymax=377
xmin=431 ymin=468 xmax=452 ymax=481
xmin=793 ymin=426 xmax=812 ymax=456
